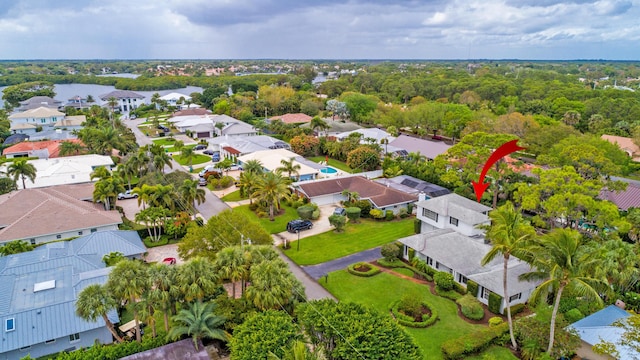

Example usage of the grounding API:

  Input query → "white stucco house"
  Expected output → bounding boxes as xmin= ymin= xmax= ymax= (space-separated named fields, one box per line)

xmin=9 ymin=107 xmax=65 ymax=132
xmin=398 ymin=193 xmax=540 ymax=313
xmin=158 ymin=92 xmax=192 ymax=110
xmin=99 ymin=90 xmax=145 ymax=113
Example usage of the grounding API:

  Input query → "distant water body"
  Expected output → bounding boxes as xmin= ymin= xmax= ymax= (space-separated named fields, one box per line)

xmin=0 ymin=82 xmax=203 ymax=108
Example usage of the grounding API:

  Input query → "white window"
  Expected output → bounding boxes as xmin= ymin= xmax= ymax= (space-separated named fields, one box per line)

xmin=5 ymin=318 xmax=15 ymax=332
xmin=449 ymin=217 xmax=459 ymax=226
xmin=69 ymin=333 xmax=80 ymax=342
xmin=422 ymin=208 xmax=438 ymax=222
xmin=78 ymin=231 xmax=83 ymax=236
xmin=425 ymin=256 xmax=433 ymax=266
xmin=482 ymin=288 xmax=491 ymax=300
xmin=509 ymin=293 xmax=522 ymax=302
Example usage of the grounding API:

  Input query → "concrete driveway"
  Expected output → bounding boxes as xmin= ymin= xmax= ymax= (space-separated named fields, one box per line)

xmin=273 ymin=204 xmax=343 ymax=246
xmin=145 ymin=243 xmax=184 ymax=265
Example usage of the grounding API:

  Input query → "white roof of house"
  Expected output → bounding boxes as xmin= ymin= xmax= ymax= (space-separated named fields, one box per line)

xmin=220 ymin=121 xmax=255 ymax=136
xmin=54 ymin=115 xmax=86 ymax=127
xmin=9 ymin=123 xmax=37 ymax=130
xmin=9 ymin=106 xmax=65 ymax=119
xmin=237 ymin=148 xmax=319 ymax=176
xmin=209 ymin=135 xmax=290 ymax=154
xmin=335 ymin=128 xmax=395 ymax=143
xmin=173 ymin=116 xmax=212 ymax=128
xmin=159 ymin=92 xmax=192 ymax=101
xmin=417 ymin=193 xmax=491 ymax=225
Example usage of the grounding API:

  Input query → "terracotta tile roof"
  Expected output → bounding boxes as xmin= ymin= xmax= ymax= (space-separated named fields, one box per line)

xmin=2 ymin=139 xmax=82 ymax=158
xmin=296 ymin=176 xmax=417 ymax=208
xmin=599 ymin=184 xmax=640 ymax=211
xmin=0 ymin=184 xmax=122 ymax=243
xmin=601 ymin=135 xmax=640 ymax=161
xmin=270 ymin=113 xmax=312 ymax=124
xmin=223 ymin=146 xmax=241 ymax=155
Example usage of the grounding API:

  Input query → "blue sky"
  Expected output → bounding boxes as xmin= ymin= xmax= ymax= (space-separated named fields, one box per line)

xmin=0 ymin=0 xmax=638 ymax=60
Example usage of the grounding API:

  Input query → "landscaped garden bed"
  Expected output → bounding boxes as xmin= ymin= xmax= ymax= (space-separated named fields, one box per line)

xmin=347 ymin=262 xmax=381 ymax=277
xmin=390 ymin=298 xmax=439 ymax=328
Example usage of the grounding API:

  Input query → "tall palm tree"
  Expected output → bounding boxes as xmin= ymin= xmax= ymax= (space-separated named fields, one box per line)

xmin=149 ymin=184 xmax=176 ymax=210
xmin=178 ymin=257 xmax=220 ymax=303
xmin=153 ymin=152 xmax=173 ymax=174
xmin=107 ymin=260 xmax=149 ymax=343
xmin=129 ymin=148 xmax=150 ymax=178
xmin=252 ymin=171 xmax=292 ymax=221
xmin=132 ymin=183 xmax=155 ymax=209
xmin=244 ymin=259 xmax=296 ymax=311
xmin=90 ymin=166 xmax=112 ymax=181
xmin=309 ymin=116 xmax=329 ymax=136
xmin=278 ymin=158 xmax=301 ymax=180
xmin=7 ymin=159 xmax=36 ymax=189
xmin=181 ymin=146 xmax=196 ymax=169
xmin=59 ymin=140 xmax=84 ymax=156
xmin=521 ymin=228 xmax=606 ymax=354
xmin=173 ymin=140 xmax=185 ymax=155
xmin=76 ymin=284 xmax=124 ymax=343
xmin=95 ymin=127 xmax=124 ymax=155
xmin=243 ymin=159 xmax=264 ymax=175
xmin=215 ymin=246 xmax=247 ymax=298
xmin=107 ymin=96 xmax=118 ymax=123
xmin=147 ymin=264 xmax=180 ymax=332
xmin=480 ymin=202 xmax=535 ymax=350
xmin=93 ymin=175 xmax=125 ymax=210
xmin=238 ymin=171 xmax=259 ymax=204
xmin=166 ymin=301 xmax=227 ymax=351
xmin=179 ymin=179 xmax=206 ymax=212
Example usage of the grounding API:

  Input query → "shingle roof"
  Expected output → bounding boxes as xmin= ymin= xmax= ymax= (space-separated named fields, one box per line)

xmin=602 ymin=134 xmax=640 ymax=161
xmin=17 ymin=96 xmax=62 ymax=110
xmin=389 ymin=134 xmax=452 ymax=160
xmin=295 ymin=175 xmax=418 ymax=208
xmin=0 ymin=230 xmax=144 ymax=352
xmin=99 ymin=90 xmax=144 ymax=100
xmin=0 ymin=185 xmax=122 ymax=243
xmin=417 ymin=193 xmax=490 ymax=225
xmin=270 ymin=113 xmax=312 ymax=124
xmin=599 ymin=184 xmax=640 ymax=211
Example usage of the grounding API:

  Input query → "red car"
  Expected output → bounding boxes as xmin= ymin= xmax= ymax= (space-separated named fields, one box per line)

xmin=162 ymin=257 xmax=177 ymax=265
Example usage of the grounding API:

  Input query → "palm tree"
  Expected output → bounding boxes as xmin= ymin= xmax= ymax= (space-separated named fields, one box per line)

xmin=106 ymin=260 xmax=149 ymax=343
xmin=310 ymin=116 xmax=329 ymax=136
xmin=179 ymin=179 xmax=206 ymax=211
xmin=132 ymin=184 xmax=155 ymax=209
xmin=238 ymin=171 xmax=259 ymax=204
xmin=214 ymin=246 xmax=247 ymax=298
xmin=117 ymin=160 xmax=138 ymax=191
xmin=243 ymin=159 xmax=264 ymax=175
xmin=90 ymin=166 xmax=112 ymax=181
xmin=244 ymin=259 xmax=296 ymax=311
xmin=129 ymin=149 xmax=150 ymax=178
xmin=166 ymin=301 xmax=227 ymax=351
xmin=252 ymin=171 xmax=292 ymax=221
xmin=521 ymin=228 xmax=606 ymax=354
xmin=149 ymin=184 xmax=176 ymax=210
xmin=7 ymin=159 xmax=37 ymax=189
xmin=93 ymin=175 xmax=125 ymax=210
xmin=178 ymin=257 xmax=220 ymax=303
xmin=480 ymin=202 xmax=535 ymax=350
xmin=153 ymin=152 xmax=173 ymax=174
xmin=181 ymin=146 xmax=196 ymax=170
xmin=173 ymin=140 xmax=185 ymax=155
xmin=94 ymin=127 xmax=124 ymax=155
xmin=147 ymin=264 xmax=179 ymax=332
xmin=59 ymin=140 xmax=84 ymax=156
xmin=107 ymin=96 xmax=118 ymax=123
xmin=278 ymin=158 xmax=301 ymax=180
xmin=76 ymin=284 xmax=124 ymax=343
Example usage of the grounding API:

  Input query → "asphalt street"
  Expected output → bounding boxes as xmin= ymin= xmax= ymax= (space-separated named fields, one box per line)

xmin=302 ymin=247 xmax=382 ymax=280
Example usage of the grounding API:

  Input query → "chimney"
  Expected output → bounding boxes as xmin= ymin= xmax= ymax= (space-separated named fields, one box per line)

xmin=418 ymin=192 xmax=427 ymax=201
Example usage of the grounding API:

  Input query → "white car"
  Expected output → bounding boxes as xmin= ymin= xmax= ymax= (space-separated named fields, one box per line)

xmin=117 ymin=190 xmax=138 ymax=200
xmin=229 ymin=164 xmax=243 ymax=171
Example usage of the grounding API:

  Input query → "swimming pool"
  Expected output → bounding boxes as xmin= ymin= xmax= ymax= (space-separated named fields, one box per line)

xmin=320 ymin=166 xmax=338 ymax=174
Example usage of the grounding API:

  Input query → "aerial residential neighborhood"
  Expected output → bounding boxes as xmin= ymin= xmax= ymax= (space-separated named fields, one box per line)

xmin=2 ymin=57 xmax=640 ymax=360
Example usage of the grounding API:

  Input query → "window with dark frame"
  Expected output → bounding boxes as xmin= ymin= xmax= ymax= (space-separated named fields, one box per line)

xmin=5 ymin=318 xmax=15 ymax=332
xmin=509 ymin=293 xmax=522 ymax=302
xmin=422 ymin=208 xmax=438 ymax=222
xmin=449 ymin=217 xmax=459 ymax=226
xmin=69 ymin=333 xmax=80 ymax=342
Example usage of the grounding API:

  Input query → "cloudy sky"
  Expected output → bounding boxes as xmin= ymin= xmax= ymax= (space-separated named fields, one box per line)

xmin=0 ymin=0 xmax=638 ymax=60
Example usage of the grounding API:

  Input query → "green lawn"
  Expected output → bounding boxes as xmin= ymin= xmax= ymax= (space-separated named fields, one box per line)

xmin=151 ymin=138 xmax=178 ymax=146
xmin=165 ymin=143 xmax=196 ymax=153
xmin=283 ymin=218 xmax=414 ymax=265
xmin=232 ymin=204 xmax=300 ymax=234
xmin=308 ymin=156 xmax=356 ymax=173
xmin=222 ymin=190 xmax=247 ymax=202
xmin=323 ymin=270 xmax=486 ymax=360
xmin=172 ymin=153 xmax=211 ymax=166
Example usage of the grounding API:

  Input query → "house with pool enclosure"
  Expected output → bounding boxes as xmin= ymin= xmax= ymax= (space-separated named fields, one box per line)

xmin=236 ymin=148 xmax=323 ymax=181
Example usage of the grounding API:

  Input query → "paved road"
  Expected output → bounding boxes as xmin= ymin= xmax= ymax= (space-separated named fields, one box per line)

xmin=302 ymin=247 xmax=382 ymax=280
xmin=276 ymin=248 xmax=336 ymax=301
xmin=123 ymin=117 xmax=230 ymax=221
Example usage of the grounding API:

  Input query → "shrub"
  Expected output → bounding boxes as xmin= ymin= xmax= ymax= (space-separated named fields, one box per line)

xmin=389 ymin=300 xmax=439 ymax=328
xmin=311 ymin=209 xmax=320 ymax=220
xmin=414 ymin=218 xmax=421 ymax=233
xmin=564 ymin=308 xmax=584 ymax=323
xmin=347 ymin=262 xmax=381 ymax=277
xmin=456 ymin=294 xmax=485 ymax=321
xmin=399 ymin=293 xmax=422 ymax=318
xmin=385 ymin=210 xmax=394 ymax=221
xmin=411 ymin=258 xmax=436 ymax=276
xmin=558 ymin=296 xmax=579 ymax=314
xmin=408 ymin=248 xmax=415 ymax=261
xmin=398 ymin=208 xmax=409 ymax=218
xmin=248 ymin=202 xmax=259 ymax=211
xmin=489 ymin=317 xmax=504 ymax=327
xmin=370 ymin=209 xmax=384 ymax=219
xmin=434 ymin=272 xmax=454 ymax=291
xmin=441 ymin=322 xmax=509 ymax=359
xmin=345 ymin=207 xmax=361 ymax=222
xmin=377 ymin=258 xmax=405 ymax=268
xmin=453 ymin=282 xmax=467 ymax=295
xmin=510 ymin=303 xmax=526 ymax=316
xmin=297 ymin=205 xmax=315 ymax=220
xmin=488 ymin=292 xmax=503 ymax=314
xmin=353 ymin=200 xmax=371 ymax=217
xmin=436 ymin=287 xmax=463 ymax=301
xmin=381 ymin=243 xmax=400 ymax=261
xmin=467 ymin=280 xmax=479 ymax=297
xmin=328 ymin=214 xmax=346 ymax=232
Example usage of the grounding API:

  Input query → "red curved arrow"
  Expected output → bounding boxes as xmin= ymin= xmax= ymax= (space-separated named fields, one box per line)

xmin=471 ymin=140 xmax=525 ymax=202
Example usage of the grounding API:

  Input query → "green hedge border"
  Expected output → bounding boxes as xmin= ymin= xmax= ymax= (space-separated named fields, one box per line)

xmin=347 ymin=262 xmax=381 ymax=277
xmin=389 ymin=300 xmax=439 ymax=328
xmin=441 ymin=322 xmax=509 ymax=360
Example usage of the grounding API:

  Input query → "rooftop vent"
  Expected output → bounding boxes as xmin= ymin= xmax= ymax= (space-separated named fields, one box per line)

xmin=34 ymin=280 xmax=56 ymax=292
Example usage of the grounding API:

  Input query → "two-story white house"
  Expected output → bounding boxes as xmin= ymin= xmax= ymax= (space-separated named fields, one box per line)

xmin=8 ymin=107 xmax=65 ymax=134
xmin=398 ymin=193 xmax=540 ymax=314
xmin=99 ymin=90 xmax=145 ymax=113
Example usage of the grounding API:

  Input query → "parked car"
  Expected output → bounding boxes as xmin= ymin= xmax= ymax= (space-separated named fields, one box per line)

xmin=117 ymin=190 xmax=138 ymax=200
xmin=201 ymin=170 xmax=222 ymax=180
xmin=203 ymin=149 xmax=215 ymax=155
xmin=198 ymin=177 xmax=208 ymax=186
xmin=211 ymin=153 xmax=220 ymax=162
xmin=333 ymin=207 xmax=346 ymax=216
xmin=287 ymin=219 xmax=313 ymax=233
xmin=194 ymin=144 xmax=207 ymax=150
xmin=157 ymin=124 xmax=170 ymax=132
xmin=162 ymin=257 xmax=177 ymax=265
xmin=229 ymin=164 xmax=243 ymax=171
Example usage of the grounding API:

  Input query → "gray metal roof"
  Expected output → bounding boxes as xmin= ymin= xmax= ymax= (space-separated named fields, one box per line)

xmin=0 ymin=231 xmax=144 ymax=352
xmin=417 ymin=193 xmax=490 ymax=225
xmin=99 ymin=90 xmax=144 ymax=100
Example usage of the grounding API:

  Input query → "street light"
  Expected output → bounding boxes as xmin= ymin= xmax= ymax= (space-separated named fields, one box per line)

xmin=297 ymin=229 xmax=300 ymax=251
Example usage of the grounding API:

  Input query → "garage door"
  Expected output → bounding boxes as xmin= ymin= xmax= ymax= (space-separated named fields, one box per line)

xmin=196 ymin=132 xmax=210 ymax=138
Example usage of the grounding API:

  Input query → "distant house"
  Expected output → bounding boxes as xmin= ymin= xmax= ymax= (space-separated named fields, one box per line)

xmin=292 ymin=175 xmax=418 ymax=213
xmin=9 ymin=107 xmax=66 ymax=133
xmin=398 ymin=193 xmax=540 ymax=313
xmin=99 ymin=90 xmax=145 ymax=113
xmin=63 ymin=95 xmax=93 ymax=110
xmin=16 ymin=96 xmax=63 ymax=111
xmin=2 ymin=139 xmax=83 ymax=159
xmin=172 ymin=108 xmax=211 ymax=117
xmin=599 ymin=182 xmax=640 ymax=211
xmin=53 ymin=115 xmax=86 ymax=131
xmin=388 ymin=134 xmax=452 ymax=160
xmin=208 ymin=135 xmax=290 ymax=158
xmin=269 ymin=113 xmax=312 ymax=125
xmin=0 ymin=183 xmax=122 ymax=244
xmin=335 ymin=128 xmax=395 ymax=145
xmin=211 ymin=114 xmax=257 ymax=138
xmin=568 ymin=305 xmax=638 ymax=360
xmin=238 ymin=148 xmax=322 ymax=181
xmin=601 ymin=134 xmax=640 ymax=162
xmin=374 ymin=175 xmax=451 ymax=198
xmin=0 ymin=231 xmax=145 ymax=359
xmin=167 ymin=114 xmax=256 ymax=139
xmin=159 ymin=92 xmax=192 ymax=110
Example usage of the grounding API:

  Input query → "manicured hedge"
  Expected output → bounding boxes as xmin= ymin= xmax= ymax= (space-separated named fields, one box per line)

xmin=510 ymin=303 xmax=526 ymax=316
xmin=456 ymin=294 xmax=485 ymax=321
xmin=467 ymin=280 xmax=479 ymax=297
xmin=488 ymin=292 xmax=503 ymax=314
xmin=441 ymin=322 xmax=509 ymax=360
xmin=347 ymin=262 xmax=381 ymax=277
xmin=390 ymin=300 xmax=439 ymax=328
xmin=377 ymin=258 xmax=405 ymax=268
xmin=435 ymin=287 xmax=463 ymax=301
xmin=453 ymin=282 xmax=467 ymax=295
xmin=414 ymin=218 xmax=421 ymax=233
xmin=489 ymin=316 xmax=504 ymax=327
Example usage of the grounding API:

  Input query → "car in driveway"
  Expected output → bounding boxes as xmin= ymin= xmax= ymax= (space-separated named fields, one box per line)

xmin=117 ymin=190 xmax=138 ymax=200
xmin=194 ymin=144 xmax=207 ymax=150
xmin=198 ymin=177 xmax=208 ymax=186
xmin=203 ymin=149 xmax=215 ymax=155
xmin=333 ymin=207 xmax=346 ymax=216
xmin=229 ymin=163 xmax=243 ymax=171
xmin=162 ymin=257 xmax=177 ymax=265
xmin=287 ymin=219 xmax=313 ymax=233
